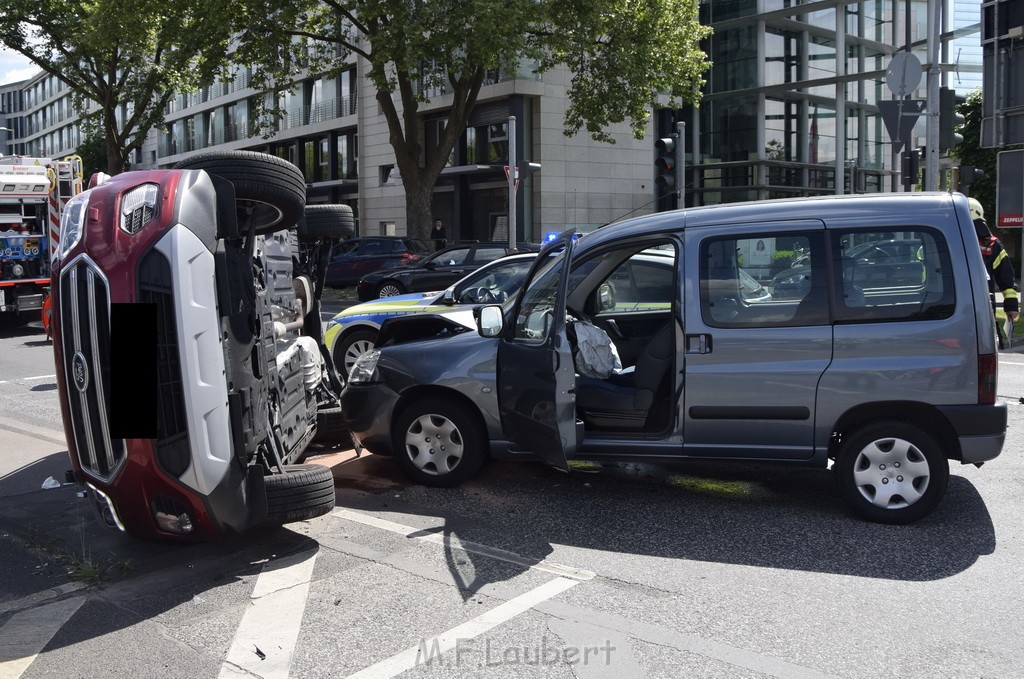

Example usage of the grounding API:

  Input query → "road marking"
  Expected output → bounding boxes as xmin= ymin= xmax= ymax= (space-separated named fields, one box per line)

xmin=0 ymin=596 xmax=85 ymax=679
xmin=0 ymin=374 xmax=55 ymax=385
xmin=332 ymin=508 xmax=595 ymax=581
xmin=347 ymin=577 xmax=580 ymax=679
xmin=218 ymin=548 xmax=319 ymax=679
xmin=0 ymin=582 xmax=87 ymax=617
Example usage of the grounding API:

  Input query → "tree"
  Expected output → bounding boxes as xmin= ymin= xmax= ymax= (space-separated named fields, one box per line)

xmin=236 ymin=0 xmax=711 ymax=241
xmin=952 ymin=90 xmax=1022 ymax=219
xmin=0 ymin=1 xmax=237 ymax=174
xmin=75 ymin=132 xmax=108 ymax=182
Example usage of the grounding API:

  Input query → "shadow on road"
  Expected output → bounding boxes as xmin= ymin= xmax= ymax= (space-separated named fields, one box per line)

xmin=335 ymin=455 xmax=996 ymax=589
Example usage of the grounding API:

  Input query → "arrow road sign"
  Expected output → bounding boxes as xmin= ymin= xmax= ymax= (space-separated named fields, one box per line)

xmin=879 ymin=99 xmax=926 ymax=155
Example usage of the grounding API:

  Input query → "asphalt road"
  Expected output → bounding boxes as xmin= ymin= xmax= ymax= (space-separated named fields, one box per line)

xmin=2 ymin=319 xmax=1024 ymax=678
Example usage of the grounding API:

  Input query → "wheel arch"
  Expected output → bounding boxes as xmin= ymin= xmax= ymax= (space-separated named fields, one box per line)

xmin=392 ymin=385 xmax=491 ymax=454
xmin=828 ymin=401 xmax=962 ymax=461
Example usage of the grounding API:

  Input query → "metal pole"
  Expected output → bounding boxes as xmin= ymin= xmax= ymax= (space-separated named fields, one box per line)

xmin=508 ymin=115 xmax=516 ymax=251
xmin=925 ymin=0 xmax=940 ymax=190
xmin=676 ymin=121 xmax=685 ymax=208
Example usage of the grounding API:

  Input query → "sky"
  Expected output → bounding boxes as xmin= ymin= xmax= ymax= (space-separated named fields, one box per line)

xmin=0 ymin=47 xmax=38 ymax=85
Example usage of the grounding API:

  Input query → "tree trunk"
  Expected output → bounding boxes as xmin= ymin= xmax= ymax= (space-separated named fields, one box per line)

xmin=404 ymin=172 xmax=436 ymax=243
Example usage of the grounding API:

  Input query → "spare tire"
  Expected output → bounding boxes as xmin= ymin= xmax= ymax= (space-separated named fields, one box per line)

xmin=175 ymin=151 xmax=306 ymax=234
xmin=300 ymin=204 xmax=355 ymax=242
xmin=264 ymin=464 xmax=335 ymax=525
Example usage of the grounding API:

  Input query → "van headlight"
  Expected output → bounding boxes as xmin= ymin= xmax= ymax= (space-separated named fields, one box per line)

xmin=348 ymin=349 xmax=381 ymax=384
xmin=54 ymin=190 xmax=92 ymax=262
xmin=119 ymin=183 xmax=159 ymax=235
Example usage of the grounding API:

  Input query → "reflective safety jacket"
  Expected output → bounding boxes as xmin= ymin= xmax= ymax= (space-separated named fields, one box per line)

xmin=979 ymin=234 xmax=1019 ymax=314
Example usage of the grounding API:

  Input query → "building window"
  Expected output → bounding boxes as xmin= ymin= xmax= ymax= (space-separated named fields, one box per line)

xmin=487 ymin=123 xmax=508 ymax=163
xmin=380 ymin=164 xmax=396 ymax=185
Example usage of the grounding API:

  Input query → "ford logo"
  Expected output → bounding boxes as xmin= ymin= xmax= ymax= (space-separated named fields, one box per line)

xmin=72 ymin=352 xmax=90 ymax=393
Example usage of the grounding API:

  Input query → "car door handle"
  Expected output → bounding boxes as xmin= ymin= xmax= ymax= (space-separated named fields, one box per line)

xmin=685 ymin=333 xmax=713 ymax=354
xmin=451 ymin=269 xmax=465 ymax=274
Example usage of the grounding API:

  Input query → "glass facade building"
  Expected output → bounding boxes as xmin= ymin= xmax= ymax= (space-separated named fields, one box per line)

xmin=680 ymin=0 xmax=976 ymax=206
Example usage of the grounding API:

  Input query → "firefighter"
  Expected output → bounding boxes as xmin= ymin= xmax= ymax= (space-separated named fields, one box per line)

xmin=970 ymin=197 xmax=1018 ymax=347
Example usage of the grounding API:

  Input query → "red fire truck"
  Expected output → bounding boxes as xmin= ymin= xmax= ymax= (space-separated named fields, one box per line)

xmin=0 ymin=156 xmax=83 ymax=329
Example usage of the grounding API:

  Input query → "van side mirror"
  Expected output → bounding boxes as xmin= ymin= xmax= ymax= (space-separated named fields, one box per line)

xmin=478 ymin=305 xmax=504 ymax=337
xmin=442 ymin=289 xmax=456 ymax=305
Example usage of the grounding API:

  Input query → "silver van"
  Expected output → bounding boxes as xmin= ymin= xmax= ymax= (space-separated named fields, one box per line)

xmin=341 ymin=193 xmax=1005 ymax=524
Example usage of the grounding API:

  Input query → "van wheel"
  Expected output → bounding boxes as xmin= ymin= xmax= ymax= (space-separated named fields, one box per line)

xmin=393 ymin=399 xmax=485 ymax=487
xmin=174 ymin=151 xmax=306 ymax=234
xmin=265 ymin=464 xmax=336 ymax=525
xmin=334 ymin=329 xmax=378 ymax=377
xmin=300 ymin=204 xmax=355 ymax=242
xmin=311 ymin=405 xmax=351 ymax=446
xmin=835 ymin=422 xmax=949 ymax=524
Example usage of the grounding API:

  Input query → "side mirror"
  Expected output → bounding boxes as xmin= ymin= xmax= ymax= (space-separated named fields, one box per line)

xmin=424 ymin=261 xmax=436 ymax=270
xmin=478 ymin=305 xmax=504 ymax=337
xmin=442 ymin=289 xmax=456 ymax=305
xmin=597 ymin=284 xmax=616 ymax=312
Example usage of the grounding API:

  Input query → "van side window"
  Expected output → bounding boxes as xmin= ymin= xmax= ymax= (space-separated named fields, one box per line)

xmin=700 ymin=232 xmax=827 ymax=328
xmin=831 ymin=228 xmax=955 ymax=322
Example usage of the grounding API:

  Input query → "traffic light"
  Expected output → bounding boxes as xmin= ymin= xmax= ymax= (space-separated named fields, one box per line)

xmin=958 ymin=165 xmax=985 ymax=195
xmin=655 ymin=135 xmax=679 ymax=193
xmin=939 ymin=87 xmax=966 ymax=154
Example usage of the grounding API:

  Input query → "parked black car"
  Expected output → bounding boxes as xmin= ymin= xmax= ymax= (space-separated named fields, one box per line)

xmin=356 ymin=241 xmax=539 ymax=301
xmin=325 ymin=236 xmax=432 ymax=287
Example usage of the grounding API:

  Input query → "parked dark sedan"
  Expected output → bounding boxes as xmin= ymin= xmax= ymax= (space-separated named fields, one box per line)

xmin=325 ymin=236 xmax=432 ymax=287
xmin=356 ymin=241 xmax=538 ymax=301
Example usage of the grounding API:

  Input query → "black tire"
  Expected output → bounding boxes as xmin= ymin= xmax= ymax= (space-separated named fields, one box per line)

xmin=392 ymin=398 xmax=486 ymax=487
xmin=311 ymin=405 xmax=351 ymax=446
xmin=174 ymin=151 xmax=306 ymax=234
xmin=834 ymin=421 xmax=949 ymax=524
xmin=376 ymin=281 xmax=405 ymax=298
xmin=264 ymin=464 xmax=336 ymax=525
xmin=334 ymin=329 xmax=378 ymax=378
xmin=300 ymin=204 xmax=355 ymax=241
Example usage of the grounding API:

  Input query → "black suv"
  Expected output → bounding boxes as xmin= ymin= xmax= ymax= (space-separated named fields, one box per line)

xmin=356 ymin=242 xmax=538 ymax=300
xmin=325 ymin=236 xmax=432 ymax=287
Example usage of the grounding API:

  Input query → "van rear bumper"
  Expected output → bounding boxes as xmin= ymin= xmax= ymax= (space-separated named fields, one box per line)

xmin=937 ymin=403 xmax=1007 ymax=463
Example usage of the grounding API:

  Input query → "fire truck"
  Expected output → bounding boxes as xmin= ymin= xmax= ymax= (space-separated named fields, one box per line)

xmin=0 ymin=156 xmax=83 ymax=328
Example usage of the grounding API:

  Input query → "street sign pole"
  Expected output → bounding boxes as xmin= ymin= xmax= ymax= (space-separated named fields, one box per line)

xmin=508 ymin=115 xmax=517 ymax=251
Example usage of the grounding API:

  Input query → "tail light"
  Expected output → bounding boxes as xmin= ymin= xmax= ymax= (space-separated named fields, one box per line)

xmin=978 ymin=352 xmax=997 ymax=404
xmin=399 ymin=253 xmax=422 ymax=264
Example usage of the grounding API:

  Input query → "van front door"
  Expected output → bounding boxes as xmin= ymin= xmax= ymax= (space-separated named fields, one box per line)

xmin=496 ymin=236 xmax=577 ymax=469
xmin=683 ymin=224 xmax=831 ymax=460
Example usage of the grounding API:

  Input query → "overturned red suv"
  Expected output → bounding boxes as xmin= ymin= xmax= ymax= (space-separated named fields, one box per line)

xmin=51 ymin=151 xmax=352 ymax=540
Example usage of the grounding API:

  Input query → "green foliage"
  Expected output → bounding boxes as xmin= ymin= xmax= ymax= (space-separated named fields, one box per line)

xmin=951 ymin=90 xmax=1023 ymax=222
xmin=0 ymin=0 xmax=238 ymax=174
xmin=235 ymin=0 xmax=711 ymax=238
xmin=75 ymin=133 xmax=107 ymax=180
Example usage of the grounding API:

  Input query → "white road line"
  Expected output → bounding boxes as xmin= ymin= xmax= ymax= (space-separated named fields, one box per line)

xmin=0 ymin=582 xmax=87 ymax=617
xmin=0 ymin=596 xmax=85 ymax=679
xmin=332 ymin=508 xmax=595 ymax=581
xmin=218 ymin=548 xmax=319 ymax=679
xmin=0 ymin=374 xmax=55 ymax=385
xmin=347 ymin=577 xmax=580 ymax=679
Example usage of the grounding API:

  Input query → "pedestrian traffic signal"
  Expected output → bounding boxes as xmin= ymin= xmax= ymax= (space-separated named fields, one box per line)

xmin=940 ymin=87 xmax=966 ymax=154
xmin=655 ymin=136 xmax=677 ymax=192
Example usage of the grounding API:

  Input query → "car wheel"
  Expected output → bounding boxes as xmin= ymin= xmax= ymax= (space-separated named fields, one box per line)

xmin=174 ymin=151 xmax=306 ymax=235
xmin=393 ymin=398 xmax=486 ymax=487
xmin=300 ymin=204 xmax=355 ymax=242
xmin=376 ymin=281 xmax=404 ymax=298
xmin=834 ymin=421 xmax=949 ymax=524
xmin=334 ymin=329 xmax=378 ymax=378
xmin=311 ymin=405 xmax=351 ymax=446
xmin=264 ymin=464 xmax=336 ymax=525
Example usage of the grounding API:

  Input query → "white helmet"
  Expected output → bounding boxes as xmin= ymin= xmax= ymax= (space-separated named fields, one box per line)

xmin=968 ymin=197 xmax=984 ymax=221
